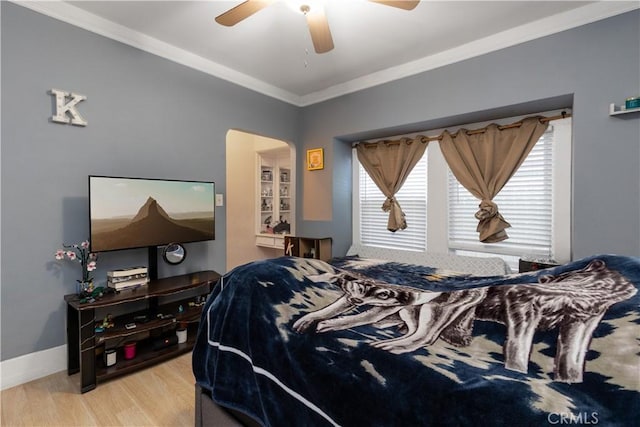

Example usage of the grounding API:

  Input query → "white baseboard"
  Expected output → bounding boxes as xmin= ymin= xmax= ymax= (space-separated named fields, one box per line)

xmin=0 ymin=345 xmax=67 ymax=390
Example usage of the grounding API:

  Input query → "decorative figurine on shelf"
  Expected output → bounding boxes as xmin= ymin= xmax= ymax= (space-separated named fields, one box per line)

xmin=101 ymin=314 xmax=114 ymax=329
xmin=178 ymin=305 xmax=184 ymax=314
xmin=55 ymin=239 xmax=98 ymax=298
xmin=273 ymin=219 xmax=290 ymax=234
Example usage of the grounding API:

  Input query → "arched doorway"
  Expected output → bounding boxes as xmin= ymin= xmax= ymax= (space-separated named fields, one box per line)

xmin=225 ymin=130 xmax=295 ymax=270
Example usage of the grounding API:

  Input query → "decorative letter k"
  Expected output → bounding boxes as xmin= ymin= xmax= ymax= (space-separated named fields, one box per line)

xmin=49 ymin=89 xmax=88 ymax=126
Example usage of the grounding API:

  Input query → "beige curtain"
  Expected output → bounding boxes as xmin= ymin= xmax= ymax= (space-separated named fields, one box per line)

xmin=440 ymin=116 xmax=548 ymax=243
xmin=356 ymin=138 xmax=428 ymax=232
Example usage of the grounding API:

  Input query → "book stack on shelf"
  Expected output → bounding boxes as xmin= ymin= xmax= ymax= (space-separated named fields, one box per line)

xmin=107 ymin=266 xmax=149 ymax=290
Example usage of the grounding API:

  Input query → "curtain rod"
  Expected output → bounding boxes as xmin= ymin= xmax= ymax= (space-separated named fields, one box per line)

xmin=357 ymin=111 xmax=571 ymax=147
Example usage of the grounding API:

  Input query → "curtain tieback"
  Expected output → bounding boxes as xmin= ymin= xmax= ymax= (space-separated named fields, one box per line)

xmin=475 ymin=199 xmax=511 ymax=243
xmin=382 ymin=197 xmax=396 ymax=212
xmin=382 ymin=197 xmax=407 ymax=232
xmin=475 ymin=200 xmax=499 ymax=220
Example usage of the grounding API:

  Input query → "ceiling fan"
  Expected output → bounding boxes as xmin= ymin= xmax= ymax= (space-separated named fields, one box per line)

xmin=215 ymin=0 xmax=420 ymax=54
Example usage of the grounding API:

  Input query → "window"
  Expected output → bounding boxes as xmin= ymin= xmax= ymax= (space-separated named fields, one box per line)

xmin=352 ymin=112 xmax=572 ymax=268
xmin=354 ymin=150 xmax=427 ymax=251
xmin=449 ymin=126 xmax=554 ymax=257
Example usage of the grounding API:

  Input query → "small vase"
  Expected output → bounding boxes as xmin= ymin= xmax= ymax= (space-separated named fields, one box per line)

xmin=77 ymin=280 xmax=93 ymax=297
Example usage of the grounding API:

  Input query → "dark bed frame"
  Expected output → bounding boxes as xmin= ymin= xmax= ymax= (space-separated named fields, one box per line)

xmin=195 ymin=384 xmax=261 ymax=427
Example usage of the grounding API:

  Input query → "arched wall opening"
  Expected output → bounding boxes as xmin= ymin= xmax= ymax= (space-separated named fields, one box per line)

xmin=225 ymin=129 xmax=296 ymax=270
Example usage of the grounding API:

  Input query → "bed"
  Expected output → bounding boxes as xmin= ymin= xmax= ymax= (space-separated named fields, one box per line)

xmin=192 ymin=249 xmax=640 ymax=426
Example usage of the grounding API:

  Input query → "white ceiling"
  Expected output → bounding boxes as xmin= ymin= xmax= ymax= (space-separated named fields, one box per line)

xmin=17 ymin=1 xmax=639 ymax=106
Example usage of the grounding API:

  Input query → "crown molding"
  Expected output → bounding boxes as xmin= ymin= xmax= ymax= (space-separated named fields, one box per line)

xmin=12 ymin=1 xmax=639 ymax=108
xmin=298 ymin=1 xmax=640 ymax=106
xmin=12 ymin=0 xmax=302 ymax=105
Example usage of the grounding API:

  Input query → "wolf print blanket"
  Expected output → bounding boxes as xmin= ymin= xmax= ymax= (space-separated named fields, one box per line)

xmin=192 ymin=255 xmax=640 ymax=427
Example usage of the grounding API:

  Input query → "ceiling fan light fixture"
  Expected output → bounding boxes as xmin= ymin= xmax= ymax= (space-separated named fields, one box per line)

xmin=282 ymin=0 xmax=327 ymax=15
xmin=215 ymin=0 xmax=419 ymax=54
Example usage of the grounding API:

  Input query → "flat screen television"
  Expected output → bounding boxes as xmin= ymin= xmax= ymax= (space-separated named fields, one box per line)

xmin=89 ymin=175 xmax=215 ymax=253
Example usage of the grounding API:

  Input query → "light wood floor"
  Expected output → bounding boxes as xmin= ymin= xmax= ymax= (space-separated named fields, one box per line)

xmin=1 ymin=352 xmax=195 ymax=427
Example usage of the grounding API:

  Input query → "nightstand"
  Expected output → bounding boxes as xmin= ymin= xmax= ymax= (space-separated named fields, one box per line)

xmin=284 ymin=236 xmax=332 ymax=262
xmin=519 ymin=259 xmax=560 ymax=273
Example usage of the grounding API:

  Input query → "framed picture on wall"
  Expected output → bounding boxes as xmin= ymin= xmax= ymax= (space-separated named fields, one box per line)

xmin=307 ymin=148 xmax=324 ymax=171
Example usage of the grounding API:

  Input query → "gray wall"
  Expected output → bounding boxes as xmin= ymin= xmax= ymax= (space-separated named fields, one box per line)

xmin=0 ymin=3 xmax=299 ymax=360
xmin=300 ymin=9 xmax=640 ymax=260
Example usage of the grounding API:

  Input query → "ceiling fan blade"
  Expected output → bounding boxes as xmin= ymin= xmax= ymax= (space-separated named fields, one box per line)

xmin=215 ymin=0 xmax=274 ymax=26
xmin=368 ymin=0 xmax=419 ymax=10
xmin=304 ymin=6 xmax=334 ymax=54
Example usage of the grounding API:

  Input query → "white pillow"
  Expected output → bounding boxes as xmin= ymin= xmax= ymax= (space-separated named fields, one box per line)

xmin=345 ymin=244 xmax=511 ymax=276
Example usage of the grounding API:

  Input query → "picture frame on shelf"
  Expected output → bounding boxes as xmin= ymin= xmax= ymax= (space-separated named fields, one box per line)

xmin=307 ymin=148 xmax=324 ymax=171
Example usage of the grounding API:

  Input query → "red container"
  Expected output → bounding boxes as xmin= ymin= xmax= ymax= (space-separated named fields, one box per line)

xmin=123 ymin=342 xmax=136 ymax=360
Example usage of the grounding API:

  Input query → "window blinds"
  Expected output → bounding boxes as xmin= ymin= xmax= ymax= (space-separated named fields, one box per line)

xmin=358 ymin=152 xmax=428 ymax=251
xmin=448 ymin=126 xmax=555 ymax=258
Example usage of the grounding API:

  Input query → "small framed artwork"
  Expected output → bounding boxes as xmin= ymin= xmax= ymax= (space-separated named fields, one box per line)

xmin=307 ymin=148 xmax=324 ymax=171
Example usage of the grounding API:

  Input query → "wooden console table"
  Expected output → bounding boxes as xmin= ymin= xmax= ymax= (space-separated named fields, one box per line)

xmin=65 ymin=270 xmax=220 ymax=393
